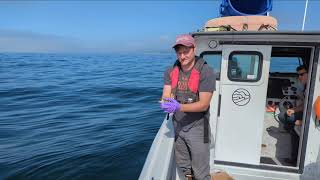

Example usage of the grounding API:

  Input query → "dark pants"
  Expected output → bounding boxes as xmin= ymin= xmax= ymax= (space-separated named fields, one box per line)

xmin=174 ymin=118 xmax=211 ymax=180
xmin=284 ymin=111 xmax=302 ymax=163
xmin=290 ymin=128 xmax=299 ymax=163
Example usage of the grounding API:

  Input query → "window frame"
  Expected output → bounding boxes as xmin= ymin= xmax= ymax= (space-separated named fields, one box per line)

xmin=227 ymin=51 xmax=263 ymax=82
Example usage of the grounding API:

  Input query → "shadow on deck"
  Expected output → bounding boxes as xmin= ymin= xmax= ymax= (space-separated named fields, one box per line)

xmin=260 ymin=112 xmax=297 ymax=167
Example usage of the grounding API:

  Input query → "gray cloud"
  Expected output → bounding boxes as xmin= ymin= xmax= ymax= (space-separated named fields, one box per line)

xmin=0 ymin=29 xmax=172 ymax=53
xmin=0 ymin=29 xmax=88 ymax=53
xmin=159 ymin=35 xmax=170 ymax=42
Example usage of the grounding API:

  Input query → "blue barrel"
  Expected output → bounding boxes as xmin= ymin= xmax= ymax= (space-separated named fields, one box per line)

xmin=220 ymin=0 xmax=273 ymax=16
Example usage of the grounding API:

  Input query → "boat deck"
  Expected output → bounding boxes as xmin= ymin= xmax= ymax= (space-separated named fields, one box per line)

xmin=260 ymin=111 xmax=297 ymax=167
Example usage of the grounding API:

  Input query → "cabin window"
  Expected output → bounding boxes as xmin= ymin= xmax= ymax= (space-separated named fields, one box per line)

xmin=201 ymin=52 xmax=222 ymax=80
xmin=270 ymin=57 xmax=302 ymax=73
xmin=228 ymin=51 xmax=263 ymax=82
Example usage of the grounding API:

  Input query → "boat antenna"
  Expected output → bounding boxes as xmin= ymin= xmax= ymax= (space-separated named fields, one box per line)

xmin=302 ymin=0 xmax=309 ymax=31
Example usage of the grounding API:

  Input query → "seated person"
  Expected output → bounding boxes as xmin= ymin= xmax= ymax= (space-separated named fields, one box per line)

xmin=229 ymin=57 xmax=242 ymax=78
xmin=284 ymin=65 xmax=308 ymax=165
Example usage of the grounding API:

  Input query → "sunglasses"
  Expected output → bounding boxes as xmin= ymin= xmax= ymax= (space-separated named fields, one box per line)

xmin=298 ymin=72 xmax=307 ymax=76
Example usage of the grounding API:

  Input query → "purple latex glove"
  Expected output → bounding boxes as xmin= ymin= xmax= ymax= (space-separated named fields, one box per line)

xmin=160 ymin=98 xmax=181 ymax=113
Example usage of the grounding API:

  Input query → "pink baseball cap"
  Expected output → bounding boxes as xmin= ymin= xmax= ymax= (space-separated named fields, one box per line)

xmin=172 ymin=34 xmax=195 ymax=49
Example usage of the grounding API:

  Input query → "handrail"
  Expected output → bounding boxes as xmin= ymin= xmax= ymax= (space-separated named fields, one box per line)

xmin=139 ymin=116 xmax=175 ymax=180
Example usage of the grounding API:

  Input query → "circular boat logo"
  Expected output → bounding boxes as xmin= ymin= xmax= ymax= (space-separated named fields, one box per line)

xmin=232 ymin=88 xmax=251 ymax=106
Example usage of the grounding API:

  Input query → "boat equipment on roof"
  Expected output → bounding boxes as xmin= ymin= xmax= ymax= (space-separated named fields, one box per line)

xmin=204 ymin=0 xmax=277 ymax=32
xmin=220 ymin=0 xmax=273 ymax=16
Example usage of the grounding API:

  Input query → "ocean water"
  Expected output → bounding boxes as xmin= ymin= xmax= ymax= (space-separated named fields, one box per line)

xmin=0 ymin=53 xmax=175 ymax=180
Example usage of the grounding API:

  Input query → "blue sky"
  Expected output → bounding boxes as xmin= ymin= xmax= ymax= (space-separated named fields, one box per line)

xmin=0 ymin=0 xmax=319 ymax=53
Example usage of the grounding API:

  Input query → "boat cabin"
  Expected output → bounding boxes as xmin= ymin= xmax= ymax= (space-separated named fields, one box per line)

xmin=139 ymin=31 xmax=320 ymax=180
